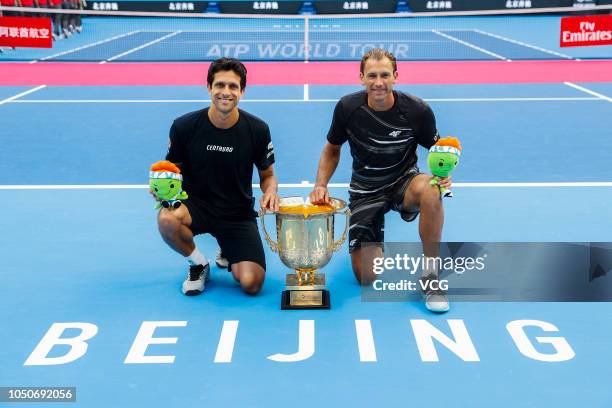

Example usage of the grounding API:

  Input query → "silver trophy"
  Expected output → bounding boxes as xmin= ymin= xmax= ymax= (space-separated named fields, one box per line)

xmin=259 ymin=197 xmax=350 ymax=309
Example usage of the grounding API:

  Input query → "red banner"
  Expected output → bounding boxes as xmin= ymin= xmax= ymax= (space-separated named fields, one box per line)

xmin=560 ymin=15 xmax=612 ymax=48
xmin=0 ymin=17 xmax=53 ymax=48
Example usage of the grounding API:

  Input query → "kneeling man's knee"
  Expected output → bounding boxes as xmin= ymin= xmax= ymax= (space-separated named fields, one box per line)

xmin=158 ymin=212 xmax=180 ymax=234
xmin=351 ymin=259 xmax=377 ymax=286
xmin=238 ymin=267 xmax=265 ymax=295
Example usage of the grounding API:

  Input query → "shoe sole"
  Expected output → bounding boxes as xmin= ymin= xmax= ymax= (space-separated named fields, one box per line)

xmin=183 ymin=289 xmax=203 ymax=296
xmin=215 ymin=260 xmax=228 ymax=269
xmin=425 ymin=303 xmax=450 ymax=313
xmin=421 ymin=286 xmax=450 ymax=313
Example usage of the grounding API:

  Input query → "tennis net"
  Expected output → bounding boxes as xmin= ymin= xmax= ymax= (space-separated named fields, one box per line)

xmin=1 ymin=5 xmax=610 ymax=61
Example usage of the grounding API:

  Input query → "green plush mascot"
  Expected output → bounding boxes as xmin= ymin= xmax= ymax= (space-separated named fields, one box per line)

xmin=149 ymin=160 xmax=188 ymax=209
xmin=427 ymin=136 xmax=462 ymax=198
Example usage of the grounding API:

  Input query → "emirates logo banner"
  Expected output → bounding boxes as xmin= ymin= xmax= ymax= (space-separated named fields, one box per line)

xmin=560 ymin=14 xmax=612 ymax=47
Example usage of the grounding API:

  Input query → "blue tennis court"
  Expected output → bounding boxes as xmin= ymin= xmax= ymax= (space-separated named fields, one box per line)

xmin=1 ymin=4 xmax=612 ymax=406
xmin=1 ymin=78 xmax=612 ymax=406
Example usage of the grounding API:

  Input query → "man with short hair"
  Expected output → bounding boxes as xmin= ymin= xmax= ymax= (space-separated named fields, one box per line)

xmin=309 ymin=48 xmax=451 ymax=312
xmin=157 ymin=57 xmax=279 ymax=296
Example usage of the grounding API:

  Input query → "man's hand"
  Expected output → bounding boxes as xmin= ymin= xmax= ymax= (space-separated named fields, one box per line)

xmin=436 ymin=175 xmax=452 ymax=189
xmin=260 ymin=189 xmax=280 ymax=212
xmin=149 ymin=188 xmax=161 ymax=202
xmin=309 ymin=185 xmax=331 ymax=205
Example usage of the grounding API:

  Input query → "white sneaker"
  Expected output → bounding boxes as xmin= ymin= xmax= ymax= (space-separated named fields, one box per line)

xmin=420 ymin=274 xmax=450 ymax=313
xmin=182 ymin=263 xmax=210 ymax=296
xmin=215 ymin=249 xmax=229 ymax=269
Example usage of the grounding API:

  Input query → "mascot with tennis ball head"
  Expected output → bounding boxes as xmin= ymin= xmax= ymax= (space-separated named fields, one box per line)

xmin=149 ymin=160 xmax=188 ymax=209
xmin=427 ymin=136 xmax=462 ymax=198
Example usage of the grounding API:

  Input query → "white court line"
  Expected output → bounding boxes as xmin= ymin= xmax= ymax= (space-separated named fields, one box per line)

xmin=137 ymin=37 xmax=450 ymax=43
xmin=564 ymin=82 xmax=612 ymax=102
xmin=451 ymin=182 xmax=612 ymax=187
xmin=0 ymin=85 xmax=46 ymax=106
xmin=8 ymin=97 xmax=602 ymax=104
xmin=472 ymin=29 xmax=574 ymax=60
xmin=39 ymin=31 xmax=140 ymax=61
xmin=431 ymin=29 xmax=510 ymax=61
xmin=133 ymin=29 xmax=472 ymax=33
xmin=171 ymin=39 xmax=450 ymax=43
xmin=424 ymin=97 xmax=599 ymax=102
xmin=1 ymin=182 xmax=611 ymax=190
xmin=101 ymin=31 xmax=181 ymax=64
xmin=303 ymin=84 xmax=309 ymax=101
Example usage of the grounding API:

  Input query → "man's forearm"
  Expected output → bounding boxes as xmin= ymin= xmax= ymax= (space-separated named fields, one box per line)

xmin=260 ymin=174 xmax=278 ymax=193
xmin=315 ymin=145 xmax=341 ymax=187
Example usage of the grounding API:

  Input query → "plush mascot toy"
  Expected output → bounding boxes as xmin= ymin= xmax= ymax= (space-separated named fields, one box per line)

xmin=149 ymin=161 xmax=188 ymax=209
xmin=427 ymin=137 xmax=462 ymax=198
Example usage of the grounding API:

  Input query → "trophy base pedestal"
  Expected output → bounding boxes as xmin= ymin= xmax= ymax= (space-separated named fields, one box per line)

xmin=281 ymin=289 xmax=330 ymax=310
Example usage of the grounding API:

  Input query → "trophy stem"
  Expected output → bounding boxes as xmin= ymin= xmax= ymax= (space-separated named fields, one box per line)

xmin=296 ymin=268 xmax=317 ymax=287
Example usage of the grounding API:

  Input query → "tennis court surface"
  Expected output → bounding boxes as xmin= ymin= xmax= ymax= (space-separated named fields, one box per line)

xmin=1 ymin=5 xmax=612 ymax=408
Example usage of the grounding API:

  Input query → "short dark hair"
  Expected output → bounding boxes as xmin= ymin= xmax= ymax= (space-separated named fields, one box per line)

xmin=360 ymin=48 xmax=397 ymax=74
xmin=207 ymin=57 xmax=247 ymax=90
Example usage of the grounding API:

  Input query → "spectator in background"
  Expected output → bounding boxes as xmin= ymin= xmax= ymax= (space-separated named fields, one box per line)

xmin=49 ymin=0 xmax=64 ymax=40
xmin=1 ymin=0 xmax=22 ymax=16
xmin=60 ymin=0 xmax=84 ymax=37
xmin=74 ymin=0 xmax=85 ymax=33
xmin=0 ymin=0 xmax=19 ymax=53
xmin=20 ymin=0 xmax=35 ymax=16
xmin=61 ymin=0 xmax=73 ymax=38
xmin=36 ymin=0 xmax=49 ymax=18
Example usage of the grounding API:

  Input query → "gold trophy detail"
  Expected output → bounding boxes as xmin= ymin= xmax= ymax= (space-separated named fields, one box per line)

xmin=259 ymin=197 xmax=350 ymax=310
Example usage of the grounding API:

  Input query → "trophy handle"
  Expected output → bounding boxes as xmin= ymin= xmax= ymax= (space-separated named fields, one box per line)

xmin=258 ymin=208 xmax=279 ymax=253
xmin=332 ymin=208 xmax=351 ymax=252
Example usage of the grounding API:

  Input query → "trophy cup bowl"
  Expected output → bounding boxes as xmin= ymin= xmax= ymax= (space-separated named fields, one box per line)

xmin=259 ymin=197 xmax=350 ymax=310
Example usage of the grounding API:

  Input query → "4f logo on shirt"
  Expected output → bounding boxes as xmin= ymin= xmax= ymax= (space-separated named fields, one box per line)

xmin=388 ymin=130 xmax=402 ymax=137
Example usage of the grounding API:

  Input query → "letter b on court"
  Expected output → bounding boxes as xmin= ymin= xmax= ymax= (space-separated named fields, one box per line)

xmin=24 ymin=322 xmax=98 ymax=366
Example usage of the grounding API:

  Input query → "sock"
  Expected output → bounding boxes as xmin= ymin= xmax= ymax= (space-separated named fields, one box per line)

xmin=186 ymin=247 xmax=208 ymax=266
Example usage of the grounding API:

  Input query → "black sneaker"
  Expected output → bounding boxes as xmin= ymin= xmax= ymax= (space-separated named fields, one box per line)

xmin=182 ymin=264 xmax=210 ymax=296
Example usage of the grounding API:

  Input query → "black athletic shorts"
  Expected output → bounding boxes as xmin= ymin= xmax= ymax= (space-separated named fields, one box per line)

xmin=348 ymin=168 xmax=422 ymax=253
xmin=184 ymin=196 xmax=266 ymax=270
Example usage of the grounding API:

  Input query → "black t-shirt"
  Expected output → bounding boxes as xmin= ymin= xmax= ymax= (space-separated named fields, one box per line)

xmin=327 ymin=90 xmax=439 ymax=195
xmin=166 ymin=107 xmax=275 ymax=219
